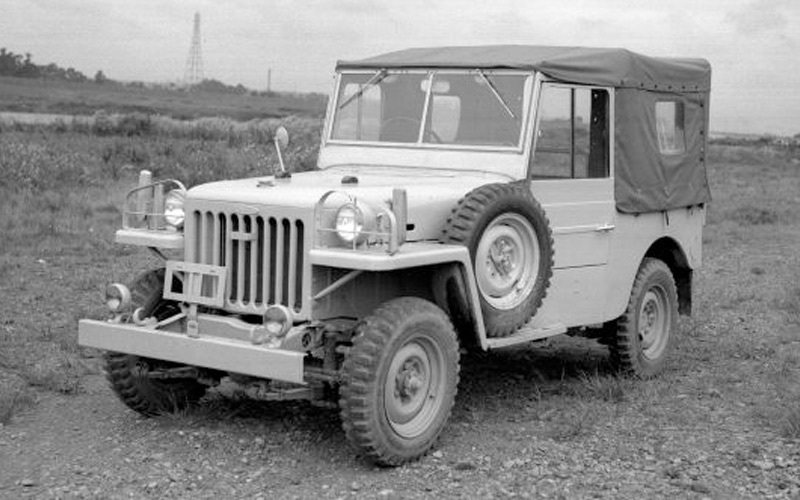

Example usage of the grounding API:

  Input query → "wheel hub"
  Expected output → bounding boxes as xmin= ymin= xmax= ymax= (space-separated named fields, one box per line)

xmin=489 ymin=238 xmax=517 ymax=276
xmin=396 ymin=361 xmax=424 ymax=399
xmin=383 ymin=338 xmax=446 ymax=439
xmin=638 ymin=288 xmax=668 ymax=358
xmin=475 ymin=214 xmax=540 ymax=310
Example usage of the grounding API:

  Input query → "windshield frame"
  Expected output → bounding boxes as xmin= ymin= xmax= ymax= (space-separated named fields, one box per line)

xmin=326 ymin=69 xmax=533 ymax=153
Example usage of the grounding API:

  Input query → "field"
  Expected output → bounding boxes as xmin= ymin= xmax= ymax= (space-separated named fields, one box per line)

xmin=0 ymin=75 xmax=326 ymax=120
xmin=0 ymin=108 xmax=799 ymax=497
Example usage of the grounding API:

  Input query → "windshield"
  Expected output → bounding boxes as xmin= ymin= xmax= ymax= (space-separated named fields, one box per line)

xmin=330 ymin=70 xmax=530 ymax=148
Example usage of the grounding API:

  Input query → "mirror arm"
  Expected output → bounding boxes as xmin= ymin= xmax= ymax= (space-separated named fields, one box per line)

xmin=274 ymin=135 xmax=286 ymax=174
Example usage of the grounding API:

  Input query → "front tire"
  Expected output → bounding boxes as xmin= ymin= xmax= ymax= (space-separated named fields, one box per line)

xmin=339 ymin=298 xmax=460 ymax=466
xmin=104 ymin=269 xmax=205 ymax=416
xmin=610 ymin=258 xmax=678 ymax=378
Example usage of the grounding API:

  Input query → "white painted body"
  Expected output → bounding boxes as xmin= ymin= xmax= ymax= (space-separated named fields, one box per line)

xmin=79 ymin=66 xmax=706 ymax=383
xmin=309 ymin=72 xmax=704 ymax=334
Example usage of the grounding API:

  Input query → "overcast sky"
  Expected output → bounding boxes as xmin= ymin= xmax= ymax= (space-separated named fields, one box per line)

xmin=2 ymin=0 xmax=799 ymax=135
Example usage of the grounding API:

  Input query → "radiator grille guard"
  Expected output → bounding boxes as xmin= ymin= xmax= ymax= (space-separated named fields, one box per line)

xmin=185 ymin=205 xmax=308 ymax=317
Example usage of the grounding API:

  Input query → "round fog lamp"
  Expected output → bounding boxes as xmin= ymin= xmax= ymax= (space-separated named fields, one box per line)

xmin=263 ymin=305 xmax=293 ymax=338
xmin=105 ymin=283 xmax=132 ymax=313
xmin=164 ymin=189 xmax=186 ymax=229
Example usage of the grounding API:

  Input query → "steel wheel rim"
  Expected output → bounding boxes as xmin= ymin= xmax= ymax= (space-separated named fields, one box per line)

xmin=384 ymin=335 xmax=445 ymax=439
xmin=475 ymin=213 xmax=540 ymax=310
xmin=638 ymin=285 xmax=669 ymax=359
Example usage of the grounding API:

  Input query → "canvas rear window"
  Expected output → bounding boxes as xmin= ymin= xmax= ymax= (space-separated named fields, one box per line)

xmin=655 ymin=101 xmax=686 ymax=155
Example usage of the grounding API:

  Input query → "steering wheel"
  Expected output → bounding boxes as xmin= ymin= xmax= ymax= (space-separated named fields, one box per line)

xmin=426 ymin=129 xmax=445 ymax=144
xmin=381 ymin=117 xmax=421 ymax=130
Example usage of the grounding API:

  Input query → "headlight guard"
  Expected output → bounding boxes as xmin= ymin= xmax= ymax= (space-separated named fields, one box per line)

xmin=314 ymin=190 xmax=406 ymax=254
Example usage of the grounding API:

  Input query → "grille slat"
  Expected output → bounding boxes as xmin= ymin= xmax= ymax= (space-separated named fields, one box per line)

xmin=191 ymin=209 xmax=304 ymax=314
xmin=261 ymin=218 xmax=272 ymax=305
xmin=287 ymin=222 xmax=298 ymax=308
xmin=274 ymin=221 xmax=285 ymax=304
xmin=248 ymin=216 xmax=258 ymax=305
xmin=224 ymin=213 xmax=234 ymax=304
xmin=199 ymin=212 xmax=208 ymax=264
xmin=212 ymin=213 xmax=221 ymax=265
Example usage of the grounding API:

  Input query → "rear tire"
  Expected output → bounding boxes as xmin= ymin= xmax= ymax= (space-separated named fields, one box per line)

xmin=104 ymin=269 xmax=205 ymax=416
xmin=610 ymin=258 xmax=678 ymax=378
xmin=339 ymin=297 xmax=460 ymax=466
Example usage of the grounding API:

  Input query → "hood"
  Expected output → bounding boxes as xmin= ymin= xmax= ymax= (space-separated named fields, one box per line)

xmin=187 ymin=165 xmax=510 ymax=240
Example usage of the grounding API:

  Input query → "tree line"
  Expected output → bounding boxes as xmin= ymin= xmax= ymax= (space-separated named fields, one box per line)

xmin=0 ymin=47 xmax=106 ymax=83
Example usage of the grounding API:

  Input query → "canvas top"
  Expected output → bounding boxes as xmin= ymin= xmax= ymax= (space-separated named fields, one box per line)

xmin=337 ymin=45 xmax=711 ymax=92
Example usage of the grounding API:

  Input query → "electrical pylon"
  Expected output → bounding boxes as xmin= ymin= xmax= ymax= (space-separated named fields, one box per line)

xmin=184 ymin=12 xmax=204 ymax=86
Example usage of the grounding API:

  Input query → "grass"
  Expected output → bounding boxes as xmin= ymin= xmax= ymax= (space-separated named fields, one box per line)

xmin=0 ymin=114 xmax=323 ymax=422
xmin=780 ymin=405 xmax=800 ymax=439
xmin=0 ymin=387 xmax=35 ymax=426
xmin=0 ymin=118 xmax=799 ymax=447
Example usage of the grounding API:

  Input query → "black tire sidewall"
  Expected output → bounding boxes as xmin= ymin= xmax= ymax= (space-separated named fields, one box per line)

xmin=340 ymin=298 xmax=460 ymax=465
xmin=618 ymin=259 xmax=678 ymax=378
xmin=104 ymin=269 xmax=204 ymax=415
xmin=372 ymin=313 xmax=459 ymax=456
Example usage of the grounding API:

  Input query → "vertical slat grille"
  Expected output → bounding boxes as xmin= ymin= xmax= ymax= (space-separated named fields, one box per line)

xmin=190 ymin=209 xmax=305 ymax=313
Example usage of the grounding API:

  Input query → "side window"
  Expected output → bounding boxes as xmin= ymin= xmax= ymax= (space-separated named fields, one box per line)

xmin=655 ymin=101 xmax=686 ymax=155
xmin=532 ymin=85 xmax=608 ymax=179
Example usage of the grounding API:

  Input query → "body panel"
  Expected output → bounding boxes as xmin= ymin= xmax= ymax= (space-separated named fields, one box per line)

xmin=603 ymin=205 xmax=704 ymax=319
xmin=115 ymin=228 xmax=184 ymax=249
xmin=530 ymin=178 xmax=615 ymax=268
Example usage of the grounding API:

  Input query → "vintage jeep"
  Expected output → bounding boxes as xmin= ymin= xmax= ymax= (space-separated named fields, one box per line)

xmin=79 ymin=46 xmax=711 ymax=465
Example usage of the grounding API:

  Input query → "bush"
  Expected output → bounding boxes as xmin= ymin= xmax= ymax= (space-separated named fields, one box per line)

xmin=92 ymin=110 xmax=115 ymax=136
xmin=0 ymin=139 xmax=92 ymax=190
xmin=0 ymin=116 xmax=323 ymax=192
xmin=117 ymin=112 xmax=152 ymax=136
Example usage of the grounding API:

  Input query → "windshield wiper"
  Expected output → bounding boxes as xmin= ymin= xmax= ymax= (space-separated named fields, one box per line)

xmin=338 ymin=69 xmax=388 ymax=110
xmin=476 ymin=69 xmax=516 ymax=120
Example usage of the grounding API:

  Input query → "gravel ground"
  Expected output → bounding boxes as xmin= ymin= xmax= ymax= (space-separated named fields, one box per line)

xmin=2 ymin=341 xmax=799 ymax=499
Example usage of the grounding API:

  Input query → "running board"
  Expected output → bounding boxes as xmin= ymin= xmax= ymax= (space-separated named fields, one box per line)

xmin=485 ymin=323 xmax=567 ymax=349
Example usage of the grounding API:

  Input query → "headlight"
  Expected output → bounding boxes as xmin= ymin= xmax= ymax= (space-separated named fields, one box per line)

xmin=164 ymin=189 xmax=186 ymax=229
xmin=334 ymin=201 xmax=378 ymax=244
xmin=335 ymin=203 xmax=363 ymax=243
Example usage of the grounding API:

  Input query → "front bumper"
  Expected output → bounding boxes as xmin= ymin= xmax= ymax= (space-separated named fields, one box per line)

xmin=78 ymin=318 xmax=306 ymax=384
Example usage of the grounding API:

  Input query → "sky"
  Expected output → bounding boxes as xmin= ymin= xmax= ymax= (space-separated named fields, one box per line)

xmin=1 ymin=0 xmax=799 ymax=135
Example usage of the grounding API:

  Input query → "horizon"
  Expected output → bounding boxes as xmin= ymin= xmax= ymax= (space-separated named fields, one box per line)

xmin=1 ymin=1 xmax=799 ymax=136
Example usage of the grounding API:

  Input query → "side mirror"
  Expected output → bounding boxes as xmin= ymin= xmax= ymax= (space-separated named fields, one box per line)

xmin=273 ymin=126 xmax=290 ymax=176
xmin=275 ymin=126 xmax=289 ymax=149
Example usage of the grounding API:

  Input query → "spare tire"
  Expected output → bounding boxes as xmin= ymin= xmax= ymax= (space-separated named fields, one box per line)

xmin=442 ymin=183 xmax=554 ymax=337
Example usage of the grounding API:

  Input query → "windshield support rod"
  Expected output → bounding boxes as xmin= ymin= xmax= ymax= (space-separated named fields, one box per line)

xmin=476 ymin=69 xmax=515 ymax=119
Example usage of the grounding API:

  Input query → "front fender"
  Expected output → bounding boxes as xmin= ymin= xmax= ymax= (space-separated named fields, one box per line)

xmin=309 ymin=243 xmax=488 ymax=347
